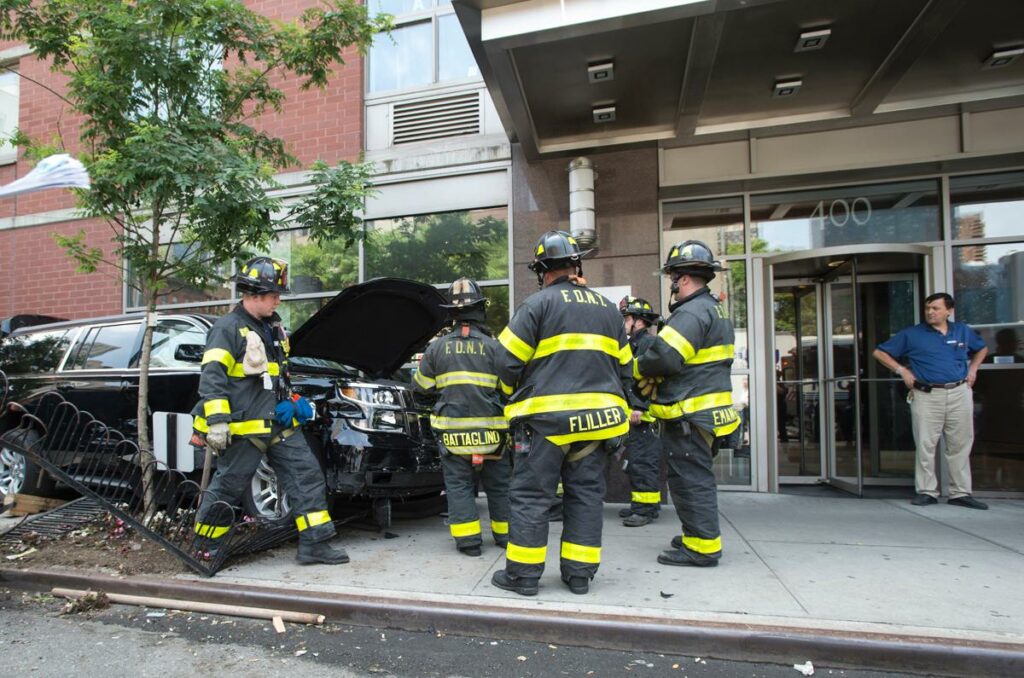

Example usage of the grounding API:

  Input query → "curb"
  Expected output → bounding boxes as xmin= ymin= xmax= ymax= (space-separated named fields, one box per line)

xmin=3 ymin=568 xmax=1023 ymax=677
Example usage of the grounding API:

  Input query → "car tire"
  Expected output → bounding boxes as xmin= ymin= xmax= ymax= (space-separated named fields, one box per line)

xmin=0 ymin=428 xmax=57 ymax=498
xmin=241 ymin=456 xmax=292 ymax=523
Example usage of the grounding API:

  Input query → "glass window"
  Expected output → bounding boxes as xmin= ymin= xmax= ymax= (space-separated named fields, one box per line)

xmin=662 ymin=197 xmax=744 ymax=256
xmin=953 ymin=242 xmax=1024 ymax=351
xmin=365 ymin=207 xmax=508 ymax=283
xmin=67 ymin=323 xmax=141 ymax=370
xmin=750 ymin=181 xmax=940 ymax=253
xmin=0 ymin=330 xmax=71 ymax=374
xmin=0 ymin=67 xmax=18 ymax=163
xmin=278 ymin=298 xmax=325 ymax=334
xmin=715 ymin=374 xmax=752 ymax=485
xmin=267 ymin=229 xmax=359 ymax=295
xmin=438 ymin=13 xmax=479 ymax=82
xmin=143 ymin=320 xmax=208 ymax=369
xmin=482 ymin=285 xmax=509 ymax=337
xmin=368 ymin=20 xmax=433 ymax=93
xmin=368 ymin=0 xmax=433 ymax=16
xmin=126 ymin=243 xmax=232 ymax=308
xmin=951 ymin=172 xmax=1024 ymax=241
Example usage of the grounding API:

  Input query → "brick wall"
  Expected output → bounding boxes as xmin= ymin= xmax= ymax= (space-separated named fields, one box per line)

xmin=0 ymin=0 xmax=365 ymax=320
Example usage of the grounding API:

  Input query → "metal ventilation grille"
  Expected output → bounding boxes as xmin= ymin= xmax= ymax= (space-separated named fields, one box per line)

xmin=392 ymin=92 xmax=480 ymax=145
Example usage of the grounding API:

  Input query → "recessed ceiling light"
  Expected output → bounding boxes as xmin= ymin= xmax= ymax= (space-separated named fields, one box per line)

xmin=588 ymin=61 xmax=614 ymax=84
xmin=592 ymin=105 xmax=616 ymax=123
xmin=795 ymin=28 xmax=831 ymax=52
xmin=773 ymin=78 xmax=803 ymax=98
xmin=984 ymin=45 xmax=1023 ymax=69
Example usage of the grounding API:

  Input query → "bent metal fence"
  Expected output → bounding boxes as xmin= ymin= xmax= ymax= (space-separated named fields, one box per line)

xmin=0 ymin=369 xmax=298 ymax=576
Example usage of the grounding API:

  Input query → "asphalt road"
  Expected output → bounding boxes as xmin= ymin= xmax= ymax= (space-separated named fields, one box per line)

xmin=0 ymin=587 xmax=919 ymax=678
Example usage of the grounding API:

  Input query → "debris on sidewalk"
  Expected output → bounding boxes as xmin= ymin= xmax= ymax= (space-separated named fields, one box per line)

xmin=60 ymin=590 xmax=110 ymax=615
xmin=273 ymin=616 xmax=287 ymax=634
xmin=5 ymin=547 xmax=37 ymax=560
xmin=793 ymin=660 xmax=815 ymax=675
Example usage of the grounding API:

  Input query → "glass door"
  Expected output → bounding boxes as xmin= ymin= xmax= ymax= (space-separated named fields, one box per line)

xmin=824 ymin=259 xmax=862 ymax=495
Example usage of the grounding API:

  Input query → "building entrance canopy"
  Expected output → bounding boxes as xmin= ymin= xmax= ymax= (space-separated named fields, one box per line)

xmin=454 ymin=0 xmax=1024 ymax=158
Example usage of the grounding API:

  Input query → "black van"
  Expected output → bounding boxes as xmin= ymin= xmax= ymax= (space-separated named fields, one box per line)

xmin=0 ymin=278 xmax=447 ymax=522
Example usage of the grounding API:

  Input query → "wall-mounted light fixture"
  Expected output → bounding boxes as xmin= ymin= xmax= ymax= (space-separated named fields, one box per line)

xmin=588 ymin=61 xmax=615 ymax=84
xmin=592 ymin=105 xmax=616 ymax=123
xmin=984 ymin=45 xmax=1023 ymax=69
xmin=795 ymin=28 xmax=831 ymax=52
xmin=772 ymin=78 xmax=803 ymax=98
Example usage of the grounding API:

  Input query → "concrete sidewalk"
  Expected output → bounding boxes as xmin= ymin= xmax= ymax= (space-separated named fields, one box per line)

xmin=203 ymin=493 xmax=1024 ymax=646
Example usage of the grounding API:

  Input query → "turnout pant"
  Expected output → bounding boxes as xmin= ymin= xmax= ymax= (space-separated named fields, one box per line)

xmin=624 ymin=422 xmax=661 ymax=516
xmin=909 ymin=383 xmax=974 ymax=499
xmin=195 ymin=429 xmax=335 ymax=548
xmin=505 ymin=424 xmax=611 ymax=581
xmin=440 ymin=445 xmax=512 ymax=550
xmin=662 ymin=420 xmax=722 ymax=560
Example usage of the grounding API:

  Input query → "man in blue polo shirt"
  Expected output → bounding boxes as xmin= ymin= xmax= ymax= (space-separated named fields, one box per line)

xmin=873 ymin=293 xmax=988 ymax=509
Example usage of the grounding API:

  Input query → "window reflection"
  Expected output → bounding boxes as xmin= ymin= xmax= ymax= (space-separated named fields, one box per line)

xmin=715 ymin=374 xmax=751 ymax=485
xmin=368 ymin=20 xmax=433 ymax=93
xmin=267 ymin=229 xmax=358 ymax=295
xmin=438 ymin=14 xmax=479 ymax=82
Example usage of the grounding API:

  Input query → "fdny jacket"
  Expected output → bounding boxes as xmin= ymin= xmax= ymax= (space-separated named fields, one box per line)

xmin=193 ymin=304 xmax=291 ymax=438
xmin=497 ymin=277 xmax=633 ymax=445
xmin=413 ymin=322 xmax=507 ymax=455
xmin=635 ymin=287 xmax=739 ymax=437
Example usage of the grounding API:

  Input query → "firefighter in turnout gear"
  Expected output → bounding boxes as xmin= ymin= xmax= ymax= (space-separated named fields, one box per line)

xmin=192 ymin=256 xmax=349 ymax=565
xmin=491 ymin=231 xmax=633 ymax=597
xmin=413 ymin=277 xmax=511 ymax=557
xmin=635 ymin=240 xmax=738 ymax=567
xmin=617 ymin=296 xmax=663 ymax=528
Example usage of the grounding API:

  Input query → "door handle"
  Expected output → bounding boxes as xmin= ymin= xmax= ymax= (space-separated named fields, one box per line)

xmin=120 ymin=381 xmax=139 ymax=392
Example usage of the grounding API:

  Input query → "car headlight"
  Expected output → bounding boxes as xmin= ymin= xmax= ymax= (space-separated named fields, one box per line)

xmin=372 ymin=389 xmax=396 ymax=406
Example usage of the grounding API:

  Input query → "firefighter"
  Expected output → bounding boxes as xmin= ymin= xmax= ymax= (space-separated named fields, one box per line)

xmin=491 ymin=230 xmax=633 ymax=596
xmin=192 ymin=256 xmax=349 ymax=565
xmin=635 ymin=240 xmax=738 ymax=567
xmin=413 ymin=277 xmax=511 ymax=557
xmin=617 ymin=296 xmax=663 ymax=527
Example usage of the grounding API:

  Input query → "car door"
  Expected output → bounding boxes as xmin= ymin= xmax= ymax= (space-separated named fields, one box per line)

xmin=142 ymin=317 xmax=207 ymax=416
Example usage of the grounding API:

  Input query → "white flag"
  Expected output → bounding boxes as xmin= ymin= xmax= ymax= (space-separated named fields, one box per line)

xmin=0 ymin=153 xmax=90 ymax=198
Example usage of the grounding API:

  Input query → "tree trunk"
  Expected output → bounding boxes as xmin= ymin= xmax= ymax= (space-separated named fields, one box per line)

xmin=137 ymin=301 xmax=158 ymax=515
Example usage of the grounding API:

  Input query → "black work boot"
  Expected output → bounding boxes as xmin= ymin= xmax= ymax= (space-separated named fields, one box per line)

xmin=297 ymin=540 xmax=350 ymax=565
xmin=459 ymin=545 xmax=482 ymax=557
xmin=948 ymin=495 xmax=988 ymax=510
xmin=491 ymin=569 xmax=539 ymax=596
xmin=670 ymin=535 xmax=683 ymax=550
xmin=618 ymin=507 xmax=634 ymax=518
xmin=561 ymin=575 xmax=589 ymax=595
xmin=623 ymin=513 xmax=655 ymax=527
xmin=658 ymin=547 xmax=719 ymax=568
xmin=911 ymin=493 xmax=938 ymax=506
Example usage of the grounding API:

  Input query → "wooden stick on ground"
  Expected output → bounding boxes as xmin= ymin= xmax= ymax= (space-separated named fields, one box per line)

xmin=51 ymin=587 xmax=325 ymax=625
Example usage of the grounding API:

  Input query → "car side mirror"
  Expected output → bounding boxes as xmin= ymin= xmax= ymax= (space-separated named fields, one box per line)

xmin=174 ymin=344 xmax=205 ymax=363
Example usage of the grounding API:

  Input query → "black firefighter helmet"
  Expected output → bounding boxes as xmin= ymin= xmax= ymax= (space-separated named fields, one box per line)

xmin=527 ymin=230 xmax=592 ymax=273
xmin=442 ymin=277 xmax=486 ymax=311
xmin=232 ymin=256 xmax=291 ymax=295
xmin=618 ymin=295 xmax=661 ymax=324
xmin=661 ymin=240 xmax=722 ymax=281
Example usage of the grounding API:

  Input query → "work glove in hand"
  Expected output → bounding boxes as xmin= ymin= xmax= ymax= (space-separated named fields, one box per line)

xmin=274 ymin=399 xmax=296 ymax=426
xmin=293 ymin=396 xmax=315 ymax=424
xmin=242 ymin=331 xmax=269 ymax=375
xmin=206 ymin=422 xmax=231 ymax=453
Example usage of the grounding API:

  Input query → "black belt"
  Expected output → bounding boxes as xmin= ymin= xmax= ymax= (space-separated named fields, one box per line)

xmin=914 ymin=379 xmax=965 ymax=391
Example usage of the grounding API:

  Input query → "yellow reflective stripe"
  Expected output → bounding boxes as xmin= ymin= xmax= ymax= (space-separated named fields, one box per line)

xmin=658 ymin=326 xmax=696 ymax=361
xmin=499 ymin=379 xmax=514 ymax=396
xmin=533 ymin=333 xmax=620 ymax=361
xmin=202 ymin=348 xmax=236 ymax=369
xmin=435 ymin=371 xmax=498 ymax=388
xmin=230 ymin=419 xmax=272 ymax=436
xmin=505 ymin=393 xmax=628 ymax=420
xmin=714 ymin=417 xmax=741 ymax=437
xmin=507 ymin=543 xmax=546 ymax=564
xmin=430 ymin=415 xmax=508 ymax=430
xmin=226 ymin=361 xmax=280 ymax=378
xmin=194 ymin=523 xmax=229 ymax=539
xmin=690 ymin=344 xmax=734 ymax=365
xmin=632 ymin=358 xmax=642 ymax=380
xmin=499 ymin=327 xmax=535 ymax=363
xmin=204 ymin=399 xmax=231 ymax=417
xmin=649 ymin=391 xmax=733 ymax=420
xmin=561 ymin=541 xmax=601 ymax=564
xmin=618 ymin=343 xmax=633 ymax=366
xmin=296 ymin=510 xmax=332 ymax=532
xmin=449 ymin=520 xmax=482 ymax=538
xmin=491 ymin=520 xmax=509 ymax=535
xmin=414 ymin=370 xmax=435 ymax=390
xmin=446 ymin=444 xmax=503 ymax=454
xmin=641 ymin=411 xmax=656 ymax=423
xmin=546 ymin=418 xmax=629 ymax=445
xmin=683 ymin=534 xmax=722 ymax=554
xmin=631 ymin=491 xmax=661 ymax=504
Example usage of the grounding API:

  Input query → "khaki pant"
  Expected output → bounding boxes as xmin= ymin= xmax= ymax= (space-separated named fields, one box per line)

xmin=909 ymin=383 xmax=974 ymax=498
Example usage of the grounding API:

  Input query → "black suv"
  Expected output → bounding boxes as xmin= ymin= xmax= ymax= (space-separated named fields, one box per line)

xmin=0 ymin=278 xmax=447 ymax=524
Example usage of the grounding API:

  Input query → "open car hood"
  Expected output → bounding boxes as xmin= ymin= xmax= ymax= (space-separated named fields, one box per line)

xmin=289 ymin=278 xmax=447 ymax=378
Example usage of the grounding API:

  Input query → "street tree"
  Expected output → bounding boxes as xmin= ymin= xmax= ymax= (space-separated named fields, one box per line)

xmin=0 ymin=0 xmax=389 ymax=484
